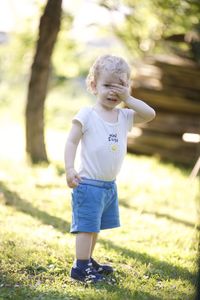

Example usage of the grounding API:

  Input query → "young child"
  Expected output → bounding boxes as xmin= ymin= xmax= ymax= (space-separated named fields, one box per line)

xmin=64 ymin=54 xmax=156 ymax=283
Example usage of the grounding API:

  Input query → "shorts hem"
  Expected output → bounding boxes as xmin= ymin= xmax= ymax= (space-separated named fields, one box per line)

xmin=70 ymin=223 xmax=120 ymax=234
xmin=70 ymin=228 xmax=100 ymax=234
xmin=100 ymin=223 xmax=120 ymax=230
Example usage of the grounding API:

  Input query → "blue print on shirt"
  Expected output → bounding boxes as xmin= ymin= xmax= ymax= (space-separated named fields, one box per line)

xmin=108 ymin=133 xmax=118 ymax=143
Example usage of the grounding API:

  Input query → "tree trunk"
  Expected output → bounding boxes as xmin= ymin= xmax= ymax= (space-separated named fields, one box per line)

xmin=26 ymin=0 xmax=62 ymax=163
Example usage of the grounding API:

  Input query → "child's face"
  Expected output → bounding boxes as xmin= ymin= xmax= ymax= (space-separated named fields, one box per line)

xmin=94 ymin=70 xmax=129 ymax=109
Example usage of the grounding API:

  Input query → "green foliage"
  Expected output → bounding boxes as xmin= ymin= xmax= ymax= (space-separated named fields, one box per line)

xmin=1 ymin=0 xmax=199 ymax=91
xmin=99 ymin=0 xmax=200 ymax=60
xmin=0 ymin=19 xmax=37 ymax=84
xmin=52 ymin=11 xmax=82 ymax=80
xmin=152 ymin=0 xmax=200 ymax=35
xmin=0 ymin=9 xmax=86 ymax=90
xmin=99 ymin=0 xmax=158 ymax=57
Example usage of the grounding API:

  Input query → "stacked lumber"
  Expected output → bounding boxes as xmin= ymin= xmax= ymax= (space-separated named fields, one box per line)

xmin=128 ymin=55 xmax=200 ymax=165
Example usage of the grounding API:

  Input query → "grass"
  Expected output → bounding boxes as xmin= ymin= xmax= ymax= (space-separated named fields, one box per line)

xmin=0 ymin=82 xmax=199 ymax=299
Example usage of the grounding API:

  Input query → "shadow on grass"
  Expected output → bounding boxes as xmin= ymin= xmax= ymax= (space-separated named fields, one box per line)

xmin=119 ymin=198 xmax=200 ymax=230
xmin=0 ymin=283 xmax=76 ymax=300
xmin=99 ymin=239 xmax=197 ymax=285
xmin=0 ymin=181 xmax=70 ymax=233
xmin=0 ymin=270 xmax=165 ymax=300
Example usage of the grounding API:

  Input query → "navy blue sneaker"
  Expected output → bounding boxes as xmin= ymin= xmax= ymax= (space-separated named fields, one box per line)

xmin=90 ymin=257 xmax=114 ymax=275
xmin=70 ymin=262 xmax=104 ymax=283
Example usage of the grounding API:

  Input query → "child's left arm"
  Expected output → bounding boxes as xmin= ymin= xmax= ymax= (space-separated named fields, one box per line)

xmin=110 ymin=83 xmax=156 ymax=124
xmin=124 ymin=96 xmax=156 ymax=124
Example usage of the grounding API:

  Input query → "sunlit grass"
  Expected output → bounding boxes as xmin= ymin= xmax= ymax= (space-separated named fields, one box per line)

xmin=0 ymin=83 xmax=199 ymax=299
xmin=0 ymin=123 xmax=199 ymax=299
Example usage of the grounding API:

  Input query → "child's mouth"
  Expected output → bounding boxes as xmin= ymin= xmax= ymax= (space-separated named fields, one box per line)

xmin=107 ymin=98 xmax=117 ymax=102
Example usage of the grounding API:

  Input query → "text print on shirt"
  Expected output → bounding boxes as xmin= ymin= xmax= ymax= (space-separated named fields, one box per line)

xmin=108 ymin=133 xmax=119 ymax=152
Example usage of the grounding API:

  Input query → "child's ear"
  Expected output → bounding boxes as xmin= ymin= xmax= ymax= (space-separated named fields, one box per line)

xmin=91 ymin=81 xmax=97 ymax=94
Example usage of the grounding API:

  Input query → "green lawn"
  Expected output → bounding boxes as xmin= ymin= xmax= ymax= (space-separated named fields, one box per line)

xmin=0 ymin=84 xmax=199 ymax=299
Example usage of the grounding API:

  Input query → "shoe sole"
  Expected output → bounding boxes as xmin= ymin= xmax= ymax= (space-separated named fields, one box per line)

xmin=70 ymin=274 xmax=105 ymax=284
xmin=97 ymin=268 xmax=114 ymax=275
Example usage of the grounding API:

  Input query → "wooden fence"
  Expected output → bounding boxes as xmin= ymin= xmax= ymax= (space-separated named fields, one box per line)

xmin=128 ymin=55 xmax=200 ymax=165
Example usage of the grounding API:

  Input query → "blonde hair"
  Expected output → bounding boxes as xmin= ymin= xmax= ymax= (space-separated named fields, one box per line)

xmin=86 ymin=55 xmax=131 ymax=94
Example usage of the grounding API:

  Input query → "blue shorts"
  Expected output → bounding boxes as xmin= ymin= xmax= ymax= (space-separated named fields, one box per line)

xmin=70 ymin=178 xmax=120 ymax=233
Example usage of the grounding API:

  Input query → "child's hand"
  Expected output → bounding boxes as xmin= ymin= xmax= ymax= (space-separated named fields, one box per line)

xmin=66 ymin=168 xmax=81 ymax=188
xmin=110 ymin=82 xmax=130 ymax=103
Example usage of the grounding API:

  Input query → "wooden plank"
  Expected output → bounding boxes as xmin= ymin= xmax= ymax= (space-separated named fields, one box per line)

xmin=132 ymin=89 xmax=200 ymax=114
xmin=128 ymin=133 xmax=196 ymax=150
xmin=138 ymin=112 xmax=200 ymax=134
xmin=127 ymin=144 xmax=197 ymax=165
xmin=127 ymin=137 xmax=198 ymax=165
xmin=129 ymin=55 xmax=200 ymax=165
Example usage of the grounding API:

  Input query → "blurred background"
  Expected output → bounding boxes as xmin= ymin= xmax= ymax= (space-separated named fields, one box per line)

xmin=0 ymin=1 xmax=199 ymax=299
xmin=0 ymin=0 xmax=199 ymax=167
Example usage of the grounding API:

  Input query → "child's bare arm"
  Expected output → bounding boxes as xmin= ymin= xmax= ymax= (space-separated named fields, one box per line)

xmin=110 ymin=83 xmax=156 ymax=124
xmin=124 ymin=96 xmax=156 ymax=124
xmin=64 ymin=121 xmax=82 ymax=188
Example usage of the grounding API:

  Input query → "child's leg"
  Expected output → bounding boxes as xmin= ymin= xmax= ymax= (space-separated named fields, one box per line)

xmin=90 ymin=232 xmax=98 ymax=257
xmin=71 ymin=232 xmax=104 ymax=282
xmin=76 ymin=232 xmax=93 ymax=259
xmin=90 ymin=232 xmax=114 ymax=275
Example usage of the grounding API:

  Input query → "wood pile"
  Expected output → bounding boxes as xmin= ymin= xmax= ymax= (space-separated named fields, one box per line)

xmin=128 ymin=55 xmax=200 ymax=165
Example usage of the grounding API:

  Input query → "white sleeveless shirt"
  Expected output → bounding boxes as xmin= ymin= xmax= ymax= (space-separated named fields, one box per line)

xmin=73 ymin=107 xmax=134 ymax=181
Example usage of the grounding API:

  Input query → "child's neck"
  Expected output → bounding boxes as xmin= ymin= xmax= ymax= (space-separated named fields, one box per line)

xmin=93 ymin=104 xmax=118 ymax=123
xmin=94 ymin=102 xmax=116 ymax=112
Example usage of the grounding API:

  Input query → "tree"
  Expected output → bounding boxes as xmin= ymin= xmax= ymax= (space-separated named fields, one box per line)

xmin=26 ymin=0 xmax=62 ymax=163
